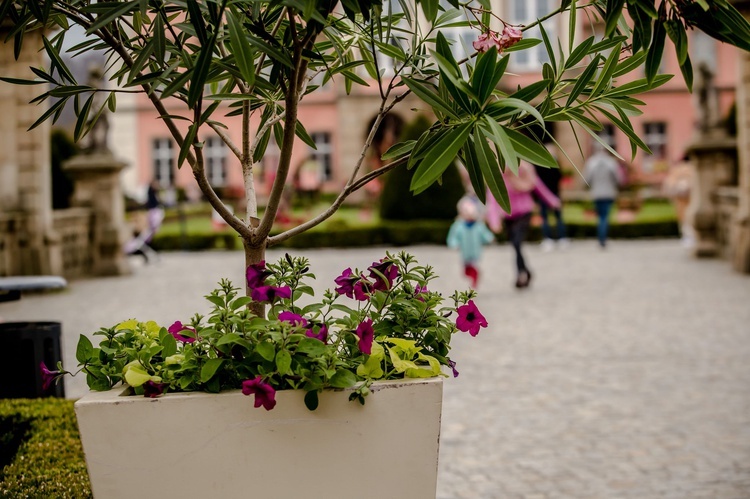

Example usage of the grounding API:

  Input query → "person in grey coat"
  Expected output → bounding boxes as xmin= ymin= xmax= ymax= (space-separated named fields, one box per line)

xmin=584 ymin=148 xmax=623 ymax=248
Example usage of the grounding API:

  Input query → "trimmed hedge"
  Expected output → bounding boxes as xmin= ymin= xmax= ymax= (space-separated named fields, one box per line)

xmin=0 ymin=399 xmax=90 ymax=498
xmin=151 ymin=218 xmax=678 ymax=251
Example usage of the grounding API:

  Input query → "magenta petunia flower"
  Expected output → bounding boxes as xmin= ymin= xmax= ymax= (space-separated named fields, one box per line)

xmin=242 ymin=376 xmax=277 ymax=410
xmin=168 ymin=321 xmax=196 ymax=343
xmin=39 ymin=362 xmax=59 ymax=391
xmin=334 ymin=268 xmax=357 ymax=298
xmin=306 ymin=324 xmax=328 ymax=343
xmin=455 ymin=300 xmax=488 ymax=337
xmin=355 ymin=319 xmax=374 ymax=355
xmin=251 ymin=285 xmax=292 ymax=303
xmin=278 ymin=311 xmax=307 ymax=326
xmin=352 ymin=279 xmax=373 ymax=301
xmin=415 ymin=284 xmax=429 ymax=302
xmin=448 ymin=359 xmax=459 ymax=378
xmin=368 ymin=259 xmax=399 ymax=291
xmin=143 ymin=380 xmax=168 ymax=398
xmin=246 ymin=260 xmax=272 ymax=289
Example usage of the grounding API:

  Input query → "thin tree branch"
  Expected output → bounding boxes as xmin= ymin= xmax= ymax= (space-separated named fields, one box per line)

xmin=209 ymin=122 xmax=242 ymax=160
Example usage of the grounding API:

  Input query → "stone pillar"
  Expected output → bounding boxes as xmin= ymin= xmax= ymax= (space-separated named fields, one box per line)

xmin=686 ymin=137 xmax=737 ymax=257
xmin=0 ymin=24 xmax=61 ymax=276
xmin=64 ymin=153 xmax=131 ymax=276
xmin=730 ymin=2 xmax=750 ymax=273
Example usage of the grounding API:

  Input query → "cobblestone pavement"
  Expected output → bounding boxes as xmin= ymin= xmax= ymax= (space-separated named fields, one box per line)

xmin=3 ymin=239 xmax=750 ymax=498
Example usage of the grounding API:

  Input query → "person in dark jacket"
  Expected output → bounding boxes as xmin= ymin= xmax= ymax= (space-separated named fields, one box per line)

xmin=534 ymin=142 xmax=569 ymax=251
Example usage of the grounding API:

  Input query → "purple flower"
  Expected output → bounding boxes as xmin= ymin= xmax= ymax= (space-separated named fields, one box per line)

xmin=415 ymin=284 xmax=429 ymax=302
xmin=456 ymin=300 xmax=488 ymax=337
xmin=246 ymin=260 xmax=272 ymax=289
xmin=356 ymin=319 xmax=374 ymax=355
xmin=334 ymin=268 xmax=357 ymax=298
xmin=168 ymin=321 xmax=196 ymax=344
xmin=39 ymin=362 xmax=59 ymax=391
xmin=242 ymin=376 xmax=277 ymax=410
xmin=251 ymin=285 xmax=292 ymax=303
xmin=353 ymin=279 xmax=373 ymax=301
xmin=279 ymin=311 xmax=307 ymax=326
xmin=368 ymin=259 xmax=399 ymax=291
xmin=143 ymin=380 xmax=168 ymax=398
xmin=306 ymin=324 xmax=328 ymax=343
xmin=448 ymin=359 xmax=459 ymax=378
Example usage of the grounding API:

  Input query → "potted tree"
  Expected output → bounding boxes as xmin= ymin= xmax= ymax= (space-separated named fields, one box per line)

xmin=4 ymin=0 xmax=750 ymax=496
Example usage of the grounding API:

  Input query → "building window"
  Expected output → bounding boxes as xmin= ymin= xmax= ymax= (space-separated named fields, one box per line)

xmin=437 ymin=0 xmax=475 ymax=63
xmin=260 ymin=140 xmax=280 ymax=190
xmin=642 ymin=122 xmax=668 ymax=172
xmin=152 ymin=138 xmax=174 ymax=187
xmin=594 ymin=124 xmax=616 ymax=153
xmin=509 ymin=0 xmax=555 ymax=70
xmin=375 ymin=0 xmax=410 ymax=76
xmin=205 ymin=136 xmax=227 ymax=187
xmin=310 ymin=132 xmax=333 ymax=181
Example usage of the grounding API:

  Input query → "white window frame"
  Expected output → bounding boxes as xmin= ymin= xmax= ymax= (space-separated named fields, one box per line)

xmin=152 ymin=138 xmax=174 ymax=187
xmin=205 ymin=136 xmax=228 ymax=187
xmin=508 ymin=0 xmax=556 ymax=71
xmin=642 ymin=122 xmax=668 ymax=172
xmin=310 ymin=132 xmax=333 ymax=181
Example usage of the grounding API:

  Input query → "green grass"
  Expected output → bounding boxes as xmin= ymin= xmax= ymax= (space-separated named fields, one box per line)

xmin=562 ymin=201 xmax=676 ymax=225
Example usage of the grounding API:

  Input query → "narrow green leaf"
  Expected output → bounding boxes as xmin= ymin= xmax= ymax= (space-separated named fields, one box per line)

xmin=568 ymin=0 xmax=577 ymax=53
xmin=538 ymin=22 xmax=556 ymax=73
xmin=612 ymin=51 xmax=647 ymax=77
xmin=227 ymin=11 xmax=256 ymax=87
xmin=591 ymin=42 xmax=621 ymax=97
xmin=28 ymin=98 xmax=68 ymax=131
xmin=481 ymin=116 xmax=518 ymax=174
xmin=154 ymin=15 xmax=166 ymax=66
xmin=74 ymin=94 xmax=94 ymax=142
xmin=505 ymin=128 xmax=557 ymax=168
xmin=680 ymin=56 xmax=693 ymax=92
xmin=646 ymin=19 xmax=667 ymax=84
xmin=605 ymin=0 xmax=626 ymax=37
xmin=295 ymin=121 xmax=317 ymax=149
xmin=275 ymin=350 xmax=292 ymax=375
xmin=508 ymin=79 xmax=551 ymax=103
xmin=460 ymin=146 xmax=486 ymax=203
xmin=177 ymin=123 xmax=198 ymax=169
xmin=596 ymin=106 xmax=650 ymax=157
xmin=607 ymin=73 xmax=673 ymax=98
xmin=381 ymin=140 xmax=416 ymax=161
xmin=85 ymin=1 xmax=139 ymax=34
xmin=186 ymin=0 xmax=207 ymax=44
xmin=665 ymin=20 xmax=688 ymax=65
xmin=472 ymin=135 xmax=510 ymax=213
xmin=471 ymin=46 xmax=498 ymax=104
xmin=410 ymin=122 xmax=472 ymax=193
xmin=42 ymin=37 xmax=75 ymax=83
xmin=0 ymin=76 xmax=45 ymax=85
xmin=402 ymin=78 xmax=458 ymax=119
xmin=566 ymin=55 xmax=600 ymax=106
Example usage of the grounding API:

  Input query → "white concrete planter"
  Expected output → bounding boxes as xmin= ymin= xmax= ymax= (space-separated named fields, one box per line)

xmin=75 ymin=377 xmax=443 ymax=499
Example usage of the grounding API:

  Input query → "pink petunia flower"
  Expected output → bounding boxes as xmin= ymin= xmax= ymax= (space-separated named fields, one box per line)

xmin=368 ymin=258 xmax=399 ymax=291
xmin=39 ymin=362 xmax=60 ymax=391
xmin=242 ymin=376 xmax=277 ymax=410
xmin=168 ymin=321 xmax=196 ymax=344
xmin=143 ymin=380 xmax=168 ymax=398
xmin=251 ymin=285 xmax=292 ymax=303
xmin=455 ymin=300 xmax=488 ymax=337
xmin=334 ymin=267 xmax=358 ymax=298
xmin=278 ymin=311 xmax=307 ymax=326
xmin=246 ymin=260 xmax=272 ymax=289
xmin=356 ymin=319 xmax=374 ymax=355
xmin=306 ymin=324 xmax=328 ymax=343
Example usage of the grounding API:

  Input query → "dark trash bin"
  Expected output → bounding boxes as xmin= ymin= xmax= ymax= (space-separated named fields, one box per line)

xmin=0 ymin=322 xmax=65 ymax=398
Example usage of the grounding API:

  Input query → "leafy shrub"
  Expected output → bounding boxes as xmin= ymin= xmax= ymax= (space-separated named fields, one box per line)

xmin=0 ymin=399 xmax=91 ymax=498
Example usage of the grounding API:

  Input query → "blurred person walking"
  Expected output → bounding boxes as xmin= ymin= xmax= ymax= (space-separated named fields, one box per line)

xmin=534 ymin=141 xmax=568 ymax=251
xmin=487 ymin=162 xmax=561 ymax=289
xmin=447 ymin=196 xmax=495 ymax=289
xmin=584 ymin=147 xmax=623 ymax=248
xmin=663 ymin=154 xmax=695 ymax=248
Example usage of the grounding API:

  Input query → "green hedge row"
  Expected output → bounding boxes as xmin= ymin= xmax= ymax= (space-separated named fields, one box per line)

xmin=0 ymin=399 xmax=90 ymax=498
xmin=152 ymin=219 xmax=679 ymax=251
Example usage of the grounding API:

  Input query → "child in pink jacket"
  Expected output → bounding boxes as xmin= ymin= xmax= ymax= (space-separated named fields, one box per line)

xmin=486 ymin=161 xmax=561 ymax=289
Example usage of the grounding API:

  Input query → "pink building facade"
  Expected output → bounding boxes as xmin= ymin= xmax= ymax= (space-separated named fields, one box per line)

xmin=114 ymin=1 xmax=740 ymax=204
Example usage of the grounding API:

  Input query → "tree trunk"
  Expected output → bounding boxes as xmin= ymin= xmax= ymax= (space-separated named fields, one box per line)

xmin=243 ymin=218 xmax=266 ymax=316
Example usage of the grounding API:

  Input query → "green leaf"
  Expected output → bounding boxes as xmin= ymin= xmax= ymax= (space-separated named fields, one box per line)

xmin=381 ymin=140 xmax=416 ymax=161
xmin=304 ymin=390 xmax=319 ymax=411
xmin=461 ymin=145 xmax=486 ymax=203
xmin=509 ymin=79 xmax=551 ymax=103
xmin=402 ymin=78 xmax=458 ymax=119
xmin=472 ymin=135 xmax=510 ymax=213
xmin=216 ymin=333 xmax=242 ymax=346
xmin=200 ymin=359 xmax=224 ymax=383
xmin=566 ymin=55 xmax=600 ymax=106
xmin=503 ymin=38 xmax=542 ymax=53
xmin=422 ymin=0 xmax=439 ymax=23
xmin=591 ymin=42 xmax=621 ymax=97
xmin=606 ymin=74 xmax=673 ymax=98
xmin=481 ymin=117 xmax=518 ymax=174
xmin=410 ymin=122 xmax=472 ymax=193
xmin=679 ymin=56 xmax=693 ymax=93
xmin=42 ymin=37 xmax=75 ymax=84
xmin=275 ymin=350 xmax=292 ymax=375
xmin=296 ymin=338 xmax=328 ymax=356
xmin=227 ymin=11 xmax=256 ymax=87
xmin=161 ymin=332 xmax=178 ymax=358
xmin=329 ymin=369 xmax=357 ymax=388
xmin=186 ymin=0 xmax=208 ymax=44
xmin=177 ymin=123 xmax=198 ymax=169
xmin=471 ymin=47 xmax=499 ymax=104
xmin=612 ymin=51 xmax=647 ymax=78
xmin=566 ymin=36 xmax=594 ymax=69
xmin=605 ymin=0 xmax=626 ymax=37
xmin=665 ymin=20 xmax=688 ymax=65
xmin=188 ymin=36 xmax=216 ymax=108
xmin=255 ymin=342 xmax=275 ymax=361
xmin=85 ymin=1 xmax=139 ymax=34
xmin=505 ymin=128 xmax=557 ymax=168
xmin=646 ymin=18 xmax=667 ymax=84
xmin=295 ymin=121 xmax=317 ymax=149
xmin=76 ymin=335 xmax=94 ymax=364
xmin=0 ymin=77 xmax=46 ymax=85
xmin=596 ymin=106 xmax=650 ymax=158
xmin=538 ymin=22 xmax=556 ymax=73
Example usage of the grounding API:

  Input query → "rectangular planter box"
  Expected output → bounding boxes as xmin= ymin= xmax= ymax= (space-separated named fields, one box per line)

xmin=75 ymin=377 xmax=443 ymax=498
